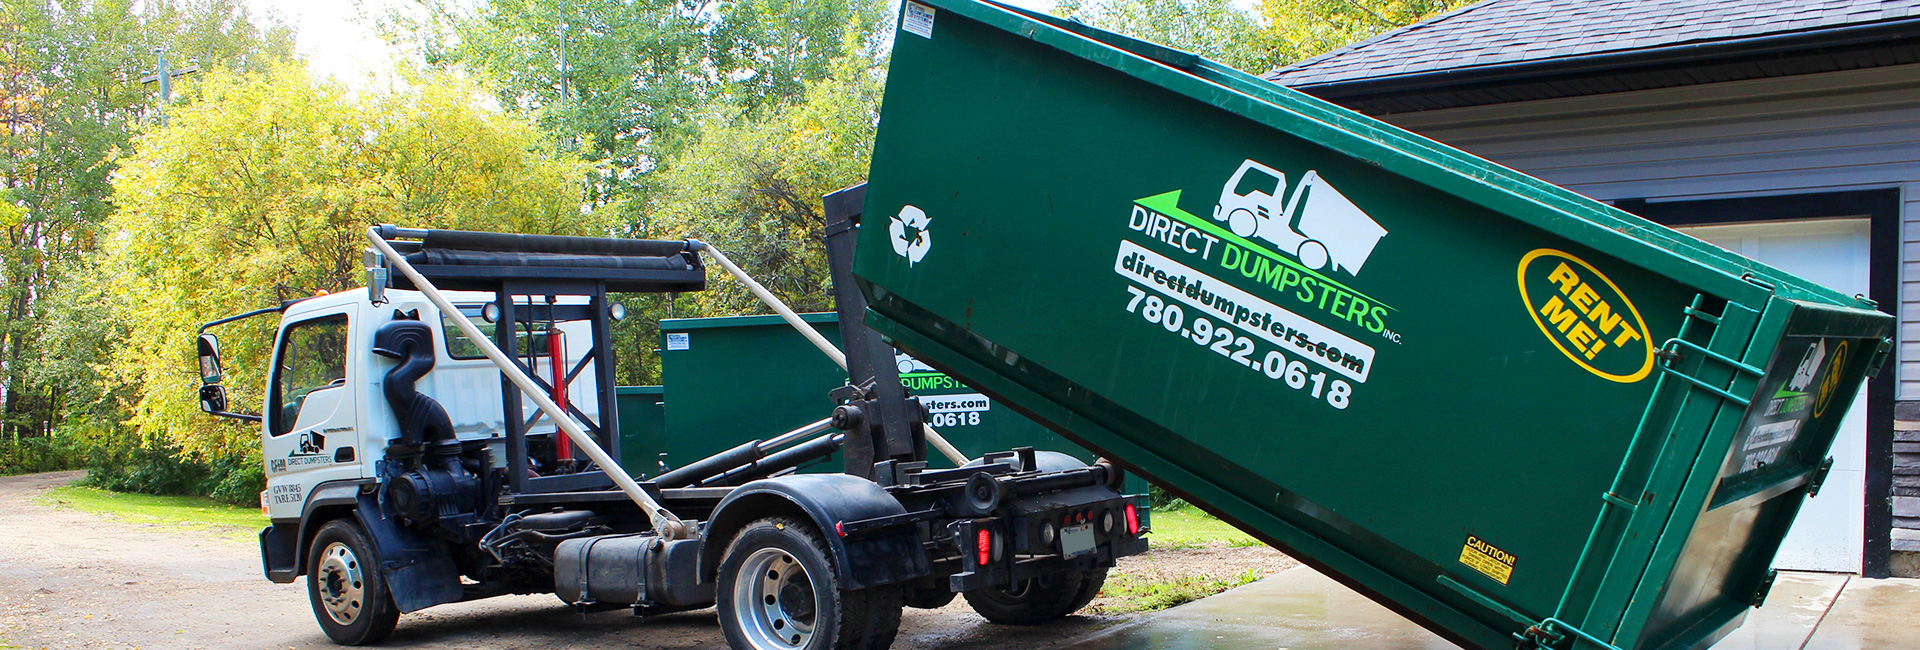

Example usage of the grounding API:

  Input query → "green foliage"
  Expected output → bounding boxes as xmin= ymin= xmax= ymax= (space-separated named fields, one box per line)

xmin=1056 ymin=0 xmax=1282 ymax=72
xmin=598 ymin=40 xmax=883 ymax=384
xmin=0 ymin=433 xmax=88 ymax=475
xmin=646 ymin=47 xmax=882 ymax=317
xmin=103 ymin=63 xmax=607 ymax=459
xmin=1260 ymin=0 xmax=1474 ymax=63
xmin=1091 ymin=568 xmax=1264 ymax=614
xmin=391 ymin=0 xmax=887 ymax=216
xmin=0 ymin=0 xmax=293 ymax=443
xmin=1055 ymin=0 xmax=1472 ymax=74
xmin=1147 ymin=501 xmax=1264 ymax=549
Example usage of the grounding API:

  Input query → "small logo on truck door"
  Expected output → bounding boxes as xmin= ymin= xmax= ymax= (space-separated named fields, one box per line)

xmin=1518 ymin=249 xmax=1653 ymax=383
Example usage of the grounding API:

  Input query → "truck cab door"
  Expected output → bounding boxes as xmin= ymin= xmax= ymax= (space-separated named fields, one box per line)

xmin=263 ymin=309 xmax=364 ymax=519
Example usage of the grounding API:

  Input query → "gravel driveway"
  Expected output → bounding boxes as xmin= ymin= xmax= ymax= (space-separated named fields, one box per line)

xmin=0 ymin=471 xmax=1289 ymax=650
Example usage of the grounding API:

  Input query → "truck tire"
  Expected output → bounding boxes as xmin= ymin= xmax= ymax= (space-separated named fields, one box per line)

xmin=1061 ymin=567 xmax=1108 ymax=614
xmin=307 ymin=519 xmax=400 ymax=645
xmin=963 ymin=568 xmax=1102 ymax=625
xmin=718 ymin=517 xmax=903 ymax=650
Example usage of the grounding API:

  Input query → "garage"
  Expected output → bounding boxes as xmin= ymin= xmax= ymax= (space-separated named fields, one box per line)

xmin=1680 ymin=218 xmax=1870 ymax=571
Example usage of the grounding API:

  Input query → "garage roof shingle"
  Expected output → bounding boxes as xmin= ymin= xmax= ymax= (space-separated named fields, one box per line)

xmin=1268 ymin=0 xmax=1920 ymax=87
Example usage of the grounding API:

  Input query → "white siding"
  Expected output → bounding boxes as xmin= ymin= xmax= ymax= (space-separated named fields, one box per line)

xmin=1377 ymin=63 xmax=1920 ymax=398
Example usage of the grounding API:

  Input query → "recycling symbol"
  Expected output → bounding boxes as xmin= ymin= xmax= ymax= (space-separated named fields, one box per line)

xmin=889 ymin=205 xmax=931 ymax=266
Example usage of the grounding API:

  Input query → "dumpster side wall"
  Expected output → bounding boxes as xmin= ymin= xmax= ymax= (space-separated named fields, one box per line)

xmin=1377 ymin=63 xmax=1919 ymax=572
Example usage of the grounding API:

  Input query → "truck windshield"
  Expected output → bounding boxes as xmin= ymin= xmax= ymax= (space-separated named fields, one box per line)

xmin=270 ymin=315 xmax=349 ymax=437
xmin=443 ymin=306 xmax=553 ymax=360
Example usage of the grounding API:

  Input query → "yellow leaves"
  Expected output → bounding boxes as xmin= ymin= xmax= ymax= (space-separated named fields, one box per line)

xmin=0 ymin=201 xmax=23 ymax=230
xmin=102 ymin=62 xmax=604 ymax=458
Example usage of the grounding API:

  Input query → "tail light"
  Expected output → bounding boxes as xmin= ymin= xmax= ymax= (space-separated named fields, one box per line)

xmin=259 ymin=490 xmax=270 ymax=517
xmin=976 ymin=529 xmax=993 ymax=565
xmin=1125 ymin=503 xmax=1140 ymax=536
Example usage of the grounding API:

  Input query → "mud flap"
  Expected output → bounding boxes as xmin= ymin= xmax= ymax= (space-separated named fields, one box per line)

xmin=352 ymin=492 xmax=463 ymax=613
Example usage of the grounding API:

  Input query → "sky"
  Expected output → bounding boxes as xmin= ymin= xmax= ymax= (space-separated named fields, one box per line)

xmin=244 ymin=0 xmax=1058 ymax=88
xmin=243 ymin=0 xmax=412 ymax=88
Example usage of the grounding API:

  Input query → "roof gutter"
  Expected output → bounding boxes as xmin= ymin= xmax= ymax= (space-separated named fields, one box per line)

xmin=1281 ymin=16 xmax=1920 ymax=101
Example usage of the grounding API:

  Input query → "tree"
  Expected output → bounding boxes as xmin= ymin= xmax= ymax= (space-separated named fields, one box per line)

xmin=1054 ymin=0 xmax=1473 ymax=75
xmin=388 ymin=0 xmax=887 ymax=219
xmin=1259 ymin=0 xmax=1473 ymax=64
xmin=1056 ymin=0 xmax=1280 ymax=72
xmin=0 ymin=0 xmax=292 ymax=441
xmin=608 ymin=43 xmax=883 ymax=384
xmin=103 ymin=63 xmax=606 ymax=458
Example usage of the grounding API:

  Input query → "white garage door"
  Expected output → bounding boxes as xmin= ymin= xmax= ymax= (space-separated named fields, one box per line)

xmin=1677 ymin=218 xmax=1870 ymax=573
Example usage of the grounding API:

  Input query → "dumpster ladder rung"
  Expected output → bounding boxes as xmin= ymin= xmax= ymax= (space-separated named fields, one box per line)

xmin=1655 ymin=338 xmax=1764 ymax=407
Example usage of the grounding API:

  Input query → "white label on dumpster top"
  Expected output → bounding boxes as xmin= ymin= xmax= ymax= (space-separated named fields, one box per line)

xmin=1116 ymin=240 xmax=1374 ymax=382
xmin=666 ymin=332 xmax=690 ymax=351
xmin=902 ymin=2 xmax=935 ymax=39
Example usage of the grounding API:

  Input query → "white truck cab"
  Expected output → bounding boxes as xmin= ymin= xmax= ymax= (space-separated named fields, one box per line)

xmin=255 ymin=290 xmax=598 ymax=521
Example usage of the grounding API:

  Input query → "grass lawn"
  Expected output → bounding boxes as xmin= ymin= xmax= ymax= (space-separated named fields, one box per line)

xmin=1091 ymin=568 xmax=1265 ymax=614
xmin=1144 ymin=503 xmax=1261 ymax=549
xmin=37 ymin=483 xmax=265 ymax=541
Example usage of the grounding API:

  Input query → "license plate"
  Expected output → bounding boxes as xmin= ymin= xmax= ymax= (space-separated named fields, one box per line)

xmin=1060 ymin=523 xmax=1095 ymax=558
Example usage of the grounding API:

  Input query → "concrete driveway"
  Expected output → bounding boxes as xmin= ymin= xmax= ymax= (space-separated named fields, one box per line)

xmin=1062 ymin=566 xmax=1920 ymax=650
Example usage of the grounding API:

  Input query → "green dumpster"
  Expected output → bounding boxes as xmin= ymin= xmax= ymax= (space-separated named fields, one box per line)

xmin=636 ymin=313 xmax=1145 ymax=495
xmin=614 ymin=385 xmax=666 ymax=475
xmin=850 ymin=2 xmax=1895 ymax=649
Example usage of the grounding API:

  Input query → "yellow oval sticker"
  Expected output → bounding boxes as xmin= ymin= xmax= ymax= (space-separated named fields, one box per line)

xmin=1517 ymin=249 xmax=1655 ymax=383
xmin=1814 ymin=340 xmax=1850 ymax=418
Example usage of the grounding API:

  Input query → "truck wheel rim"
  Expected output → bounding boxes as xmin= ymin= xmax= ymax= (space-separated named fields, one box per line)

xmin=734 ymin=547 xmax=817 ymax=649
xmin=316 ymin=541 xmax=366 ymax=625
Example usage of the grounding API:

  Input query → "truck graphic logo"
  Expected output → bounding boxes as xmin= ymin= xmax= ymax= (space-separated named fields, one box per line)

xmin=1211 ymin=160 xmax=1387 ymax=276
xmin=1786 ymin=339 xmax=1826 ymax=393
xmin=296 ymin=430 xmax=326 ymax=456
xmin=890 ymin=205 xmax=932 ymax=266
xmin=896 ymin=352 xmax=937 ymax=375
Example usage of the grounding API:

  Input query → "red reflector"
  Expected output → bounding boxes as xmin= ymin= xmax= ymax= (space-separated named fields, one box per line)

xmin=1125 ymin=503 xmax=1140 ymax=536
xmin=976 ymin=529 xmax=992 ymax=565
xmin=835 ymin=521 xmax=846 ymax=537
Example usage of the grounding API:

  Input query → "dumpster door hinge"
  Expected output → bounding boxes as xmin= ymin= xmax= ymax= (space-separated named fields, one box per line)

xmin=1807 ymin=457 xmax=1835 ymax=497
xmin=1751 ymin=569 xmax=1779 ymax=608
xmin=1868 ymin=337 xmax=1893 ymax=378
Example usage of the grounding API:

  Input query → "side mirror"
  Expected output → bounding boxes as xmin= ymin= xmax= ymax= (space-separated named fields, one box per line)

xmin=200 ymin=383 xmax=229 ymax=415
xmin=196 ymin=334 xmax=224 ymax=384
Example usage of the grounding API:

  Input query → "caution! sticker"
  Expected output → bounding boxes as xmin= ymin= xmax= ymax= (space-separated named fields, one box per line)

xmin=1459 ymin=535 xmax=1516 ymax=585
xmin=1518 ymin=249 xmax=1654 ymax=383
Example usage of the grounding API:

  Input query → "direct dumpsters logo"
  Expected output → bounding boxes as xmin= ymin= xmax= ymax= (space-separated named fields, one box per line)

xmin=1517 ymin=249 xmax=1654 ymax=383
